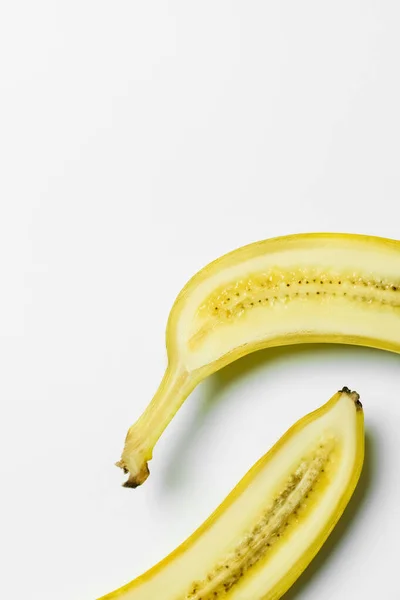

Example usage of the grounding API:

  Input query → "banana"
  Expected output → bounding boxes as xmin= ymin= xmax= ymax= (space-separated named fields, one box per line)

xmin=103 ymin=388 xmax=364 ymax=600
xmin=117 ymin=232 xmax=400 ymax=487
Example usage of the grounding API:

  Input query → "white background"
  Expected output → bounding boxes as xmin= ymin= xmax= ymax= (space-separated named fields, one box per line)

xmin=1 ymin=2 xmax=400 ymax=599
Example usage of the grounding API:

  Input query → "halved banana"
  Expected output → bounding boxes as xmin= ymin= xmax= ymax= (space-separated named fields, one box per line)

xmin=118 ymin=232 xmax=400 ymax=487
xmin=103 ymin=388 xmax=364 ymax=600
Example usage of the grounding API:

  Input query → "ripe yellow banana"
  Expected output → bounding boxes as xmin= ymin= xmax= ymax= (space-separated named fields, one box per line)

xmin=103 ymin=388 xmax=364 ymax=600
xmin=117 ymin=232 xmax=400 ymax=487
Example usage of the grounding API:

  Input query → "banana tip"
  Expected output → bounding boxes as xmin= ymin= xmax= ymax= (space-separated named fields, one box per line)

xmin=116 ymin=460 xmax=150 ymax=488
xmin=340 ymin=386 xmax=362 ymax=411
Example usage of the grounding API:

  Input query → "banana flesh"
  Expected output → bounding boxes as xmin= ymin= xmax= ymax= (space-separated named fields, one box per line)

xmin=118 ymin=233 xmax=400 ymax=487
xmin=102 ymin=389 xmax=364 ymax=600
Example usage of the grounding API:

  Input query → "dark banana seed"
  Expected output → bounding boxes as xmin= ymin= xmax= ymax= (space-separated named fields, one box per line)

xmin=186 ymin=440 xmax=334 ymax=600
xmin=203 ymin=269 xmax=400 ymax=323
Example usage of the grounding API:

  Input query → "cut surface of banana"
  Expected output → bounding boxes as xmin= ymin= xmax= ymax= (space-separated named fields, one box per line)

xmin=103 ymin=388 xmax=364 ymax=600
xmin=118 ymin=233 xmax=399 ymax=487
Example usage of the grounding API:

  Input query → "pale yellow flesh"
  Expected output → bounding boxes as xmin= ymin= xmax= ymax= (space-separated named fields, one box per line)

xmin=104 ymin=390 xmax=364 ymax=600
xmin=118 ymin=233 xmax=399 ymax=486
xmin=177 ymin=235 xmax=400 ymax=370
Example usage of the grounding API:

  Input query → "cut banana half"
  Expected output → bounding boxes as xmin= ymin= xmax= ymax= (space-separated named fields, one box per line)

xmin=103 ymin=388 xmax=364 ymax=600
xmin=118 ymin=232 xmax=400 ymax=487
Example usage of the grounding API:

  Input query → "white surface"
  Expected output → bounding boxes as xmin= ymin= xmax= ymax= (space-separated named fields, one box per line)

xmin=1 ymin=2 xmax=400 ymax=599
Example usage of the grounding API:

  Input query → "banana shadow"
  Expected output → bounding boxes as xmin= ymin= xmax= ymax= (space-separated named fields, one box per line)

xmin=160 ymin=343 xmax=387 ymax=490
xmin=198 ymin=342 xmax=376 ymax=414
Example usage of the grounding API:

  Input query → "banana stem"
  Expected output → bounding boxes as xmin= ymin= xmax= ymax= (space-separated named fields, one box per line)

xmin=117 ymin=363 xmax=194 ymax=487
